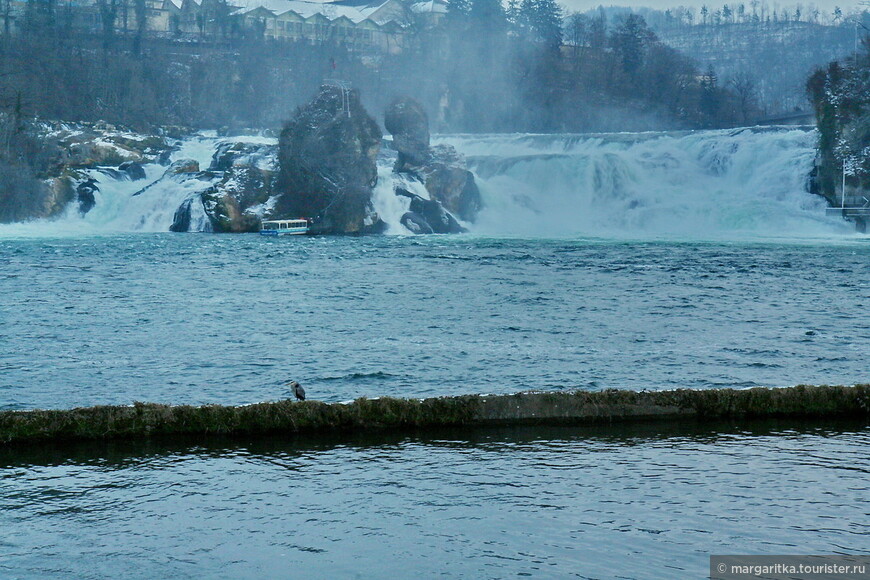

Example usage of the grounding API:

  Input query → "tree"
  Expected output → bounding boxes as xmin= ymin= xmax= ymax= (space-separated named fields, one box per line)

xmin=514 ymin=0 xmax=561 ymax=50
xmin=700 ymin=64 xmax=720 ymax=123
xmin=530 ymin=0 xmax=563 ymax=51
xmin=3 ymin=0 xmax=12 ymax=37
xmin=97 ymin=0 xmax=120 ymax=50
xmin=728 ymin=70 xmax=759 ymax=122
xmin=23 ymin=0 xmax=57 ymax=33
xmin=514 ymin=0 xmax=534 ymax=37
xmin=566 ymin=12 xmax=589 ymax=57
xmin=133 ymin=0 xmax=147 ymax=55
xmin=468 ymin=0 xmax=507 ymax=36
xmin=610 ymin=13 xmax=656 ymax=75
xmin=589 ymin=10 xmax=607 ymax=49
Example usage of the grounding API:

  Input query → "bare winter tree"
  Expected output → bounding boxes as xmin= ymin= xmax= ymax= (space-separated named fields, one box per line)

xmin=729 ymin=70 xmax=760 ymax=122
xmin=133 ymin=0 xmax=147 ymax=54
xmin=97 ymin=0 xmax=119 ymax=50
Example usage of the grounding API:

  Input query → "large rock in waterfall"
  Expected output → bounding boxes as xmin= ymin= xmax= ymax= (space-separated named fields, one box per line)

xmin=385 ymin=97 xmax=482 ymax=231
xmin=384 ymin=96 xmax=430 ymax=167
xmin=397 ymin=187 xmax=465 ymax=234
xmin=276 ymin=85 xmax=384 ymax=235
xmin=419 ymin=144 xmax=482 ymax=223
xmin=169 ymin=142 xmax=277 ymax=233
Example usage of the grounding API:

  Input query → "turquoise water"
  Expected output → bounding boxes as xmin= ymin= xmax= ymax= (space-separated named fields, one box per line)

xmin=2 ymin=234 xmax=869 ymax=410
xmin=2 ymin=125 xmax=869 ymax=577
xmin=2 ymin=232 xmax=870 ymax=578
xmin=1 ymin=422 xmax=868 ymax=579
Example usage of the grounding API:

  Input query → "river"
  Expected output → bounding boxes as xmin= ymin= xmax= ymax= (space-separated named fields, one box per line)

xmin=0 ymin=127 xmax=867 ymax=578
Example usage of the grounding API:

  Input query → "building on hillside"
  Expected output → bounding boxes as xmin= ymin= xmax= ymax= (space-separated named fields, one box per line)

xmin=0 ymin=0 xmax=180 ymax=36
xmin=0 ymin=0 xmax=433 ymax=55
xmin=407 ymin=0 xmax=446 ymax=28
xmin=231 ymin=0 xmax=419 ymax=53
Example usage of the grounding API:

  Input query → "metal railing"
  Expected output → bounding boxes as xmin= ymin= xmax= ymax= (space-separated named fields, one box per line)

xmin=322 ymin=78 xmax=351 ymax=118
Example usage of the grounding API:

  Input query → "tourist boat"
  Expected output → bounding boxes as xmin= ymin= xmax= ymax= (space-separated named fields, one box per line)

xmin=259 ymin=219 xmax=309 ymax=236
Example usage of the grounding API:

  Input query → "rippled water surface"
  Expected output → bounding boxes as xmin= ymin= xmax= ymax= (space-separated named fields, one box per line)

xmin=1 ymin=234 xmax=869 ymax=410
xmin=2 ymin=234 xmax=870 ymax=578
xmin=1 ymin=422 xmax=868 ymax=579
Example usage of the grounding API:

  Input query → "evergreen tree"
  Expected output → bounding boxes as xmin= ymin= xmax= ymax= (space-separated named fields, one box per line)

xmin=515 ymin=0 xmax=534 ymax=37
xmin=531 ymin=0 xmax=563 ymax=51
xmin=506 ymin=0 xmax=518 ymax=30
xmin=133 ymin=0 xmax=147 ymax=54
xmin=700 ymin=64 xmax=720 ymax=123
xmin=610 ymin=13 xmax=656 ymax=75
xmin=468 ymin=0 xmax=507 ymax=35
xmin=588 ymin=10 xmax=607 ymax=48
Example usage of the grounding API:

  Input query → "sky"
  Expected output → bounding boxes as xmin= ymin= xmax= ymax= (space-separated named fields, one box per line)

xmin=558 ymin=0 xmax=869 ymax=14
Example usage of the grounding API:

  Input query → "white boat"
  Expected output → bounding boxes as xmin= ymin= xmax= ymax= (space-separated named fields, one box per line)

xmin=260 ymin=219 xmax=309 ymax=236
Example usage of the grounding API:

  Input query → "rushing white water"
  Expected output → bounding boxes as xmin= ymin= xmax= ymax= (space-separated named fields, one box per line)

xmin=0 ymin=126 xmax=854 ymax=240
xmin=0 ymin=136 xmax=218 ymax=238
xmin=436 ymin=126 xmax=851 ymax=240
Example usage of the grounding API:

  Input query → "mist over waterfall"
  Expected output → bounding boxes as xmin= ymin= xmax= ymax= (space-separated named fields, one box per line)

xmin=435 ymin=126 xmax=849 ymax=239
xmin=0 ymin=126 xmax=852 ymax=240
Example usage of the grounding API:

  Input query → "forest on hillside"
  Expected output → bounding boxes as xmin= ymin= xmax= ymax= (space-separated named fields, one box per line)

xmin=0 ymin=0 xmax=754 ymax=134
xmin=0 ymin=0 xmax=780 ymax=208
xmin=577 ymin=5 xmax=868 ymax=114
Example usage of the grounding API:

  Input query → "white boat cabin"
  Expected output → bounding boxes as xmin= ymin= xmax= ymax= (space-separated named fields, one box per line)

xmin=260 ymin=219 xmax=309 ymax=236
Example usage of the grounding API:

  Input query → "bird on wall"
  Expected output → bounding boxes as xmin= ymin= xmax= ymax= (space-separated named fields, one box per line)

xmin=287 ymin=380 xmax=306 ymax=401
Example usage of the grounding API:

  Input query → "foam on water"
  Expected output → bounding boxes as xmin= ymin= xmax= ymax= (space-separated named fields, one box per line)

xmin=437 ymin=127 xmax=853 ymax=240
xmin=0 ymin=126 xmax=857 ymax=241
xmin=0 ymin=136 xmax=217 ymax=238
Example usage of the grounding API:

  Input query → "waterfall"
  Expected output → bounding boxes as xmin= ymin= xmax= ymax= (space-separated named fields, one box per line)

xmin=0 ymin=136 xmax=219 ymax=238
xmin=438 ymin=127 xmax=852 ymax=239
xmin=0 ymin=126 xmax=852 ymax=240
xmin=434 ymin=126 xmax=850 ymax=239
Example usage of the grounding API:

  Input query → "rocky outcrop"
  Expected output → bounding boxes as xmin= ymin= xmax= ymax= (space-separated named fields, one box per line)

xmin=0 ymin=119 xmax=177 ymax=222
xmin=170 ymin=198 xmax=198 ymax=233
xmin=277 ymin=84 xmax=384 ymax=235
xmin=166 ymin=142 xmax=277 ymax=233
xmin=165 ymin=158 xmax=200 ymax=175
xmin=417 ymin=144 xmax=482 ymax=223
xmin=384 ymin=97 xmax=430 ymax=167
xmin=807 ymin=55 xmax=870 ymax=231
xmin=210 ymin=141 xmax=276 ymax=172
xmin=386 ymin=96 xmax=482 ymax=233
xmin=119 ymin=161 xmax=146 ymax=181
xmin=35 ymin=175 xmax=77 ymax=221
xmin=44 ymin=121 xmax=175 ymax=172
xmin=76 ymin=178 xmax=98 ymax=214
xmin=169 ymin=143 xmax=278 ymax=233
xmin=199 ymin=166 xmax=274 ymax=233
xmin=397 ymin=188 xmax=465 ymax=234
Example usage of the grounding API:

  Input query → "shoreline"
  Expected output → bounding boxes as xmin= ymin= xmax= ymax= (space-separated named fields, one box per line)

xmin=1 ymin=385 xmax=868 ymax=445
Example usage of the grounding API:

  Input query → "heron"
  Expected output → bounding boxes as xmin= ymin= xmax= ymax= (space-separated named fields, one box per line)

xmin=287 ymin=380 xmax=306 ymax=401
